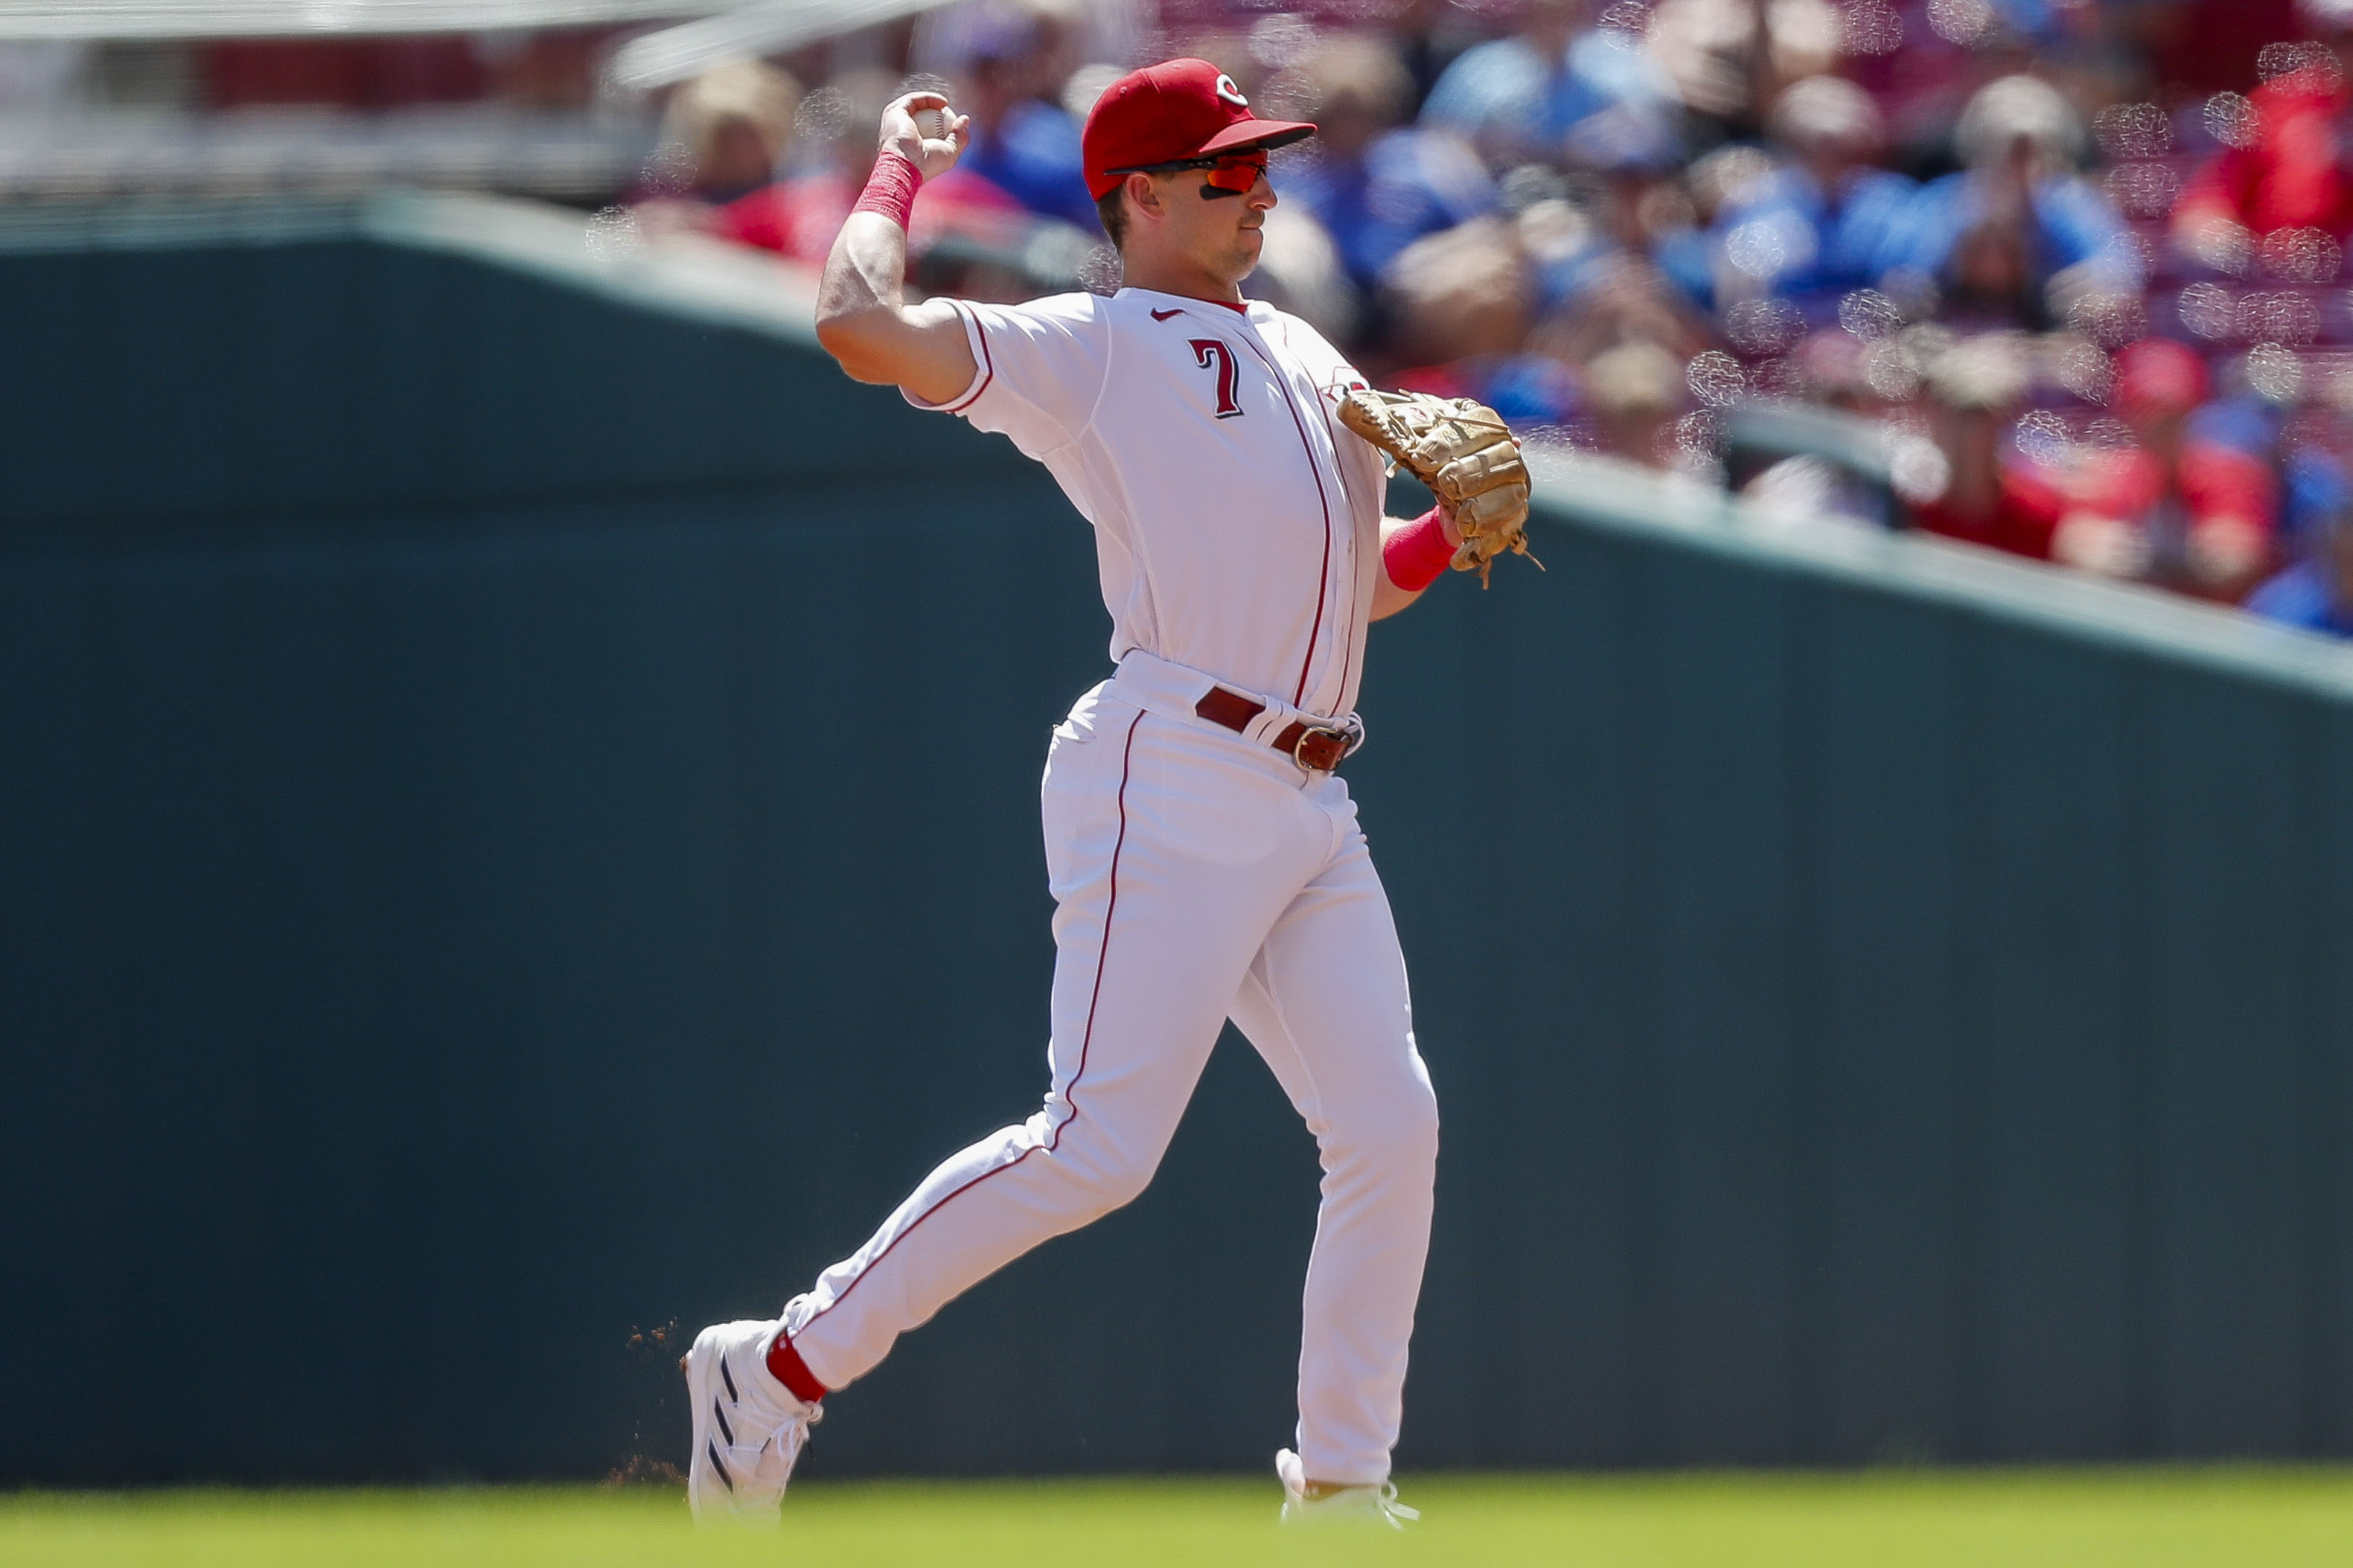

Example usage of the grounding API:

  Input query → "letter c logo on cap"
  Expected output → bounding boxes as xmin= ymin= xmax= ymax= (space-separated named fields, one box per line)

xmin=1214 ymin=73 xmax=1248 ymax=106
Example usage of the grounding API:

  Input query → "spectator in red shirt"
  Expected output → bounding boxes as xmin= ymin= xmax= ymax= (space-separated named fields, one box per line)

xmin=2048 ymin=338 xmax=2278 ymax=597
xmin=2174 ymin=0 xmax=2353 ymax=266
xmin=632 ymin=61 xmax=820 ymax=257
xmin=1912 ymin=336 xmax=2066 ymax=558
xmin=636 ymin=60 xmax=1034 ymax=277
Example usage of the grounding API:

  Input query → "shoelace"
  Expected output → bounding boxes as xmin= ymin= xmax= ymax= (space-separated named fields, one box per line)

xmin=766 ymin=1412 xmax=811 ymax=1471
xmin=765 ymin=1400 xmax=820 ymax=1448
xmin=735 ymin=1401 xmax=819 ymax=1484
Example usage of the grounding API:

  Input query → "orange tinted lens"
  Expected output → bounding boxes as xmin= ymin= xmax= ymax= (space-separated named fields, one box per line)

xmin=1205 ymin=153 xmax=1266 ymax=191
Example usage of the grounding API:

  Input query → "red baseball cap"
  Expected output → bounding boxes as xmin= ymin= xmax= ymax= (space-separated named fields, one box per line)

xmin=1082 ymin=59 xmax=1315 ymax=200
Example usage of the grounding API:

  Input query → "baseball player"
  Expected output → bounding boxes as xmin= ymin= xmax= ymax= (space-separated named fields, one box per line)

xmin=683 ymin=57 xmax=1531 ymax=1527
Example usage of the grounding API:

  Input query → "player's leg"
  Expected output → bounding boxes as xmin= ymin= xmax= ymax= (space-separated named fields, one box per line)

xmin=782 ymin=701 xmax=1322 ymax=1392
xmin=1227 ymin=803 xmax=1437 ymax=1495
xmin=690 ymin=703 xmax=1309 ymax=1518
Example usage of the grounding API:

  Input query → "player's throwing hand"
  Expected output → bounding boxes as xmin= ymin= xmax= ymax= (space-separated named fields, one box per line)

xmin=878 ymin=92 xmax=968 ymax=182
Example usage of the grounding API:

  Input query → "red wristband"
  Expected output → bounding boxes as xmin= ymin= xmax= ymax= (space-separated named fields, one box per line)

xmin=852 ymin=148 xmax=923 ymax=230
xmin=1383 ymin=506 xmax=1456 ymax=592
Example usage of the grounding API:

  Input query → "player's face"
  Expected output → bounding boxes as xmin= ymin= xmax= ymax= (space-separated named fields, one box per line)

xmin=1151 ymin=162 xmax=1277 ymax=287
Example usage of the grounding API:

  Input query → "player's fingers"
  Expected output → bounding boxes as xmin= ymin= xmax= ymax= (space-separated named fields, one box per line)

xmin=880 ymin=91 xmax=951 ymax=141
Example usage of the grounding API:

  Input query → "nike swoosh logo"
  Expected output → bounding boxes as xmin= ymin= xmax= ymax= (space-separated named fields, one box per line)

xmin=1151 ymin=307 xmax=1183 ymax=320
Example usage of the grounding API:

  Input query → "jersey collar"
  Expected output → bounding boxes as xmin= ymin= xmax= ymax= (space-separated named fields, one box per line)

xmin=1120 ymin=287 xmax=1259 ymax=320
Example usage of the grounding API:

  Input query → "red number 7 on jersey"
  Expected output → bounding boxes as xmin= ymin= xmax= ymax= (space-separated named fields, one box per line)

xmin=1190 ymin=339 xmax=1245 ymax=420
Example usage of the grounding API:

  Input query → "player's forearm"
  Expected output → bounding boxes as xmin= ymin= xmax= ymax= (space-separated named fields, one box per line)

xmin=1370 ymin=509 xmax=1458 ymax=620
xmin=1369 ymin=573 xmax=1423 ymax=621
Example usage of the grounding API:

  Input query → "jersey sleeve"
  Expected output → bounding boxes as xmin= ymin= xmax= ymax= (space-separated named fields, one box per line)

xmin=903 ymin=293 xmax=1110 ymax=458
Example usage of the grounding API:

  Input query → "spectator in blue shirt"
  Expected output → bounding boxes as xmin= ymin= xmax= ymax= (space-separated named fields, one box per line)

xmin=1282 ymin=33 xmax=1498 ymax=292
xmin=2249 ymin=451 xmax=2353 ymax=636
xmin=948 ymin=12 xmax=1097 ymax=231
xmin=2247 ymin=523 xmax=2353 ymax=635
xmin=1877 ymin=74 xmax=2142 ymax=329
xmin=1712 ymin=75 xmax=1915 ymax=324
xmin=1572 ymin=106 xmax=1716 ymax=310
xmin=2280 ymin=440 xmax=2352 ymax=563
xmin=1419 ymin=0 xmax=1677 ymax=172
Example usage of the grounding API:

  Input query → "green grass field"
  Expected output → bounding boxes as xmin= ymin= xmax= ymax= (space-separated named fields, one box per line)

xmin=7 ymin=1469 xmax=2349 ymax=1568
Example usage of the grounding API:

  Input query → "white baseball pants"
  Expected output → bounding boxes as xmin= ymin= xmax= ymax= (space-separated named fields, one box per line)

xmin=783 ymin=662 xmax=1439 ymax=1485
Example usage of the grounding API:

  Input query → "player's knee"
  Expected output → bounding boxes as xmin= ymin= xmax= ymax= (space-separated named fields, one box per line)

xmin=1055 ymin=1133 xmax=1163 ymax=1215
xmin=1059 ymin=1161 xmax=1155 ymax=1223
xmin=1091 ymin=1157 xmax=1159 ymax=1213
xmin=1388 ymin=1084 xmax=1442 ymax=1171
xmin=1329 ymin=1079 xmax=1439 ymax=1178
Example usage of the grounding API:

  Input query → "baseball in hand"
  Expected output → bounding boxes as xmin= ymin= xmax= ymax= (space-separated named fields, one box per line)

xmin=913 ymin=106 xmax=950 ymax=140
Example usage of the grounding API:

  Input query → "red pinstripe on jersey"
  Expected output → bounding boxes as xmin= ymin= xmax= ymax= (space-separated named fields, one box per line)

xmin=1228 ymin=327 xmax=1338 ymax=708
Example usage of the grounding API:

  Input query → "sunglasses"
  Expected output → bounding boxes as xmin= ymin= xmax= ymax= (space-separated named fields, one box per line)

xmin=1104 ymin=148 xmax=1270 ymax=194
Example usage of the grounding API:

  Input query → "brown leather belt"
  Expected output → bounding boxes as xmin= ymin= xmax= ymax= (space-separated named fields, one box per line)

xmin=1194 ymin=685 xmax=1360 ymax=772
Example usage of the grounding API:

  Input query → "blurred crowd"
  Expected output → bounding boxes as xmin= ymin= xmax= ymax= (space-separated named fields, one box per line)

xmin=8 ymin=0 xmax=2353 ymax=634
xmin=630 ymin=0 xmax=2353 ymax=636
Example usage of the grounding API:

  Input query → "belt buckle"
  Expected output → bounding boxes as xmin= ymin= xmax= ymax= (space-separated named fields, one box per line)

xmin=1292 ymin=721 xmax=1359 ymax=772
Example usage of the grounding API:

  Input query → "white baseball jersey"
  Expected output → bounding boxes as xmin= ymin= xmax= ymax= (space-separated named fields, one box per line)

xmin=912 ymin=287 xmax=1385 ymax=720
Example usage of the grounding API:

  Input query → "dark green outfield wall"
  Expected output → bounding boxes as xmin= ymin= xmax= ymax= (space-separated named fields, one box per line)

xmin=4 ymin=195 xmax=2352 ymax=1483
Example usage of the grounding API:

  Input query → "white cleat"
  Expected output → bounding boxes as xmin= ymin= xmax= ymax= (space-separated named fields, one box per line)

xmin=683 ymin=1317 xmax=822 ymax=1524
xmin=1274 ymin=1447 xmax=1420 ymax=1529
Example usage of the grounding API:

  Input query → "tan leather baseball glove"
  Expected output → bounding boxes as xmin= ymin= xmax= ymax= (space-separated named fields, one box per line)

xmin=1338 ymin=388 xmax=1538 ymax=586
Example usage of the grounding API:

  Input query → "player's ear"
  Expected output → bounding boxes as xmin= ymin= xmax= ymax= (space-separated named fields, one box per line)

xmin=1125 ymin=171 xmax=1164 ymax=223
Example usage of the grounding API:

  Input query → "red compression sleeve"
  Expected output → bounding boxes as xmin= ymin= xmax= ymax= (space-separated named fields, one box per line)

xmin=852 ymin=148 xmax=922 ymax=229
xmin=766 ymin=1332 xmax=830 ymax=1405
xmin=1383 ymin=506 xmax=1456 ymax=592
